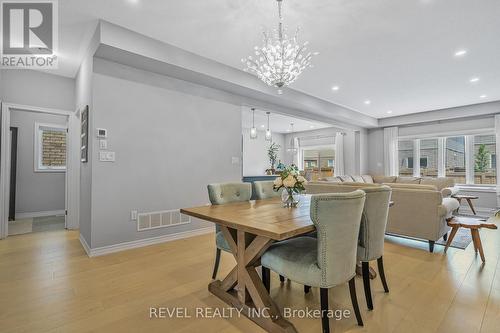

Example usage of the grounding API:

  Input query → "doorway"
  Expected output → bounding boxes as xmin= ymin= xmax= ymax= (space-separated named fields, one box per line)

xmin=0 ymin=103 xmax=80 ymax=239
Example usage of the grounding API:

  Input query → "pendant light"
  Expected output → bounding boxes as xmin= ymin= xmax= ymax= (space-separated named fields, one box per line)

xmin=250 ymin=108 xmax=257 ymax=139
xmin=287 ymin=123 xmax=298 ymax=153
xmin=265 ymin=112 xmax=272 ymax=141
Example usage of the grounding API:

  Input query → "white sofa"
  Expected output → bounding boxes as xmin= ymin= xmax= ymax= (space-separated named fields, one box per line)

xmin=305 ymin=175 xmax=460 ymax=252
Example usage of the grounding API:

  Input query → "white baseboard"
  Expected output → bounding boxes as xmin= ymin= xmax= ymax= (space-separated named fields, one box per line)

xmin=79 ymin=233 xmax=91 ymax=256
xmin=80 ymin=226 xmax=215 ymax=257
xmin=15 ymin=210 xmax=65 ymax=219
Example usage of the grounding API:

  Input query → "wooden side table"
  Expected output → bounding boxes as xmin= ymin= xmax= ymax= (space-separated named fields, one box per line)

xmin=452 ymin=194 xmax=479 ymax=215
xmin=444 ymin=217 xmax=497 ymax=262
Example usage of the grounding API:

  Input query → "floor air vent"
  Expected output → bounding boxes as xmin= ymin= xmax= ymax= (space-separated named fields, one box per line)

xmin=137 ymin=209 xmax=191 ymax=231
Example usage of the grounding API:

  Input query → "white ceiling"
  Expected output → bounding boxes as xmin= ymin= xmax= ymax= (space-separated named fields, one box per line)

xmin=241 ymin=108 xmax=332 ymax=133
xmin=57 ymin=0 xmax=500 ymax=119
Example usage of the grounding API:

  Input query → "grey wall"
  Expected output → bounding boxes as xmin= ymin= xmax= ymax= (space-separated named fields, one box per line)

xmin=0 ymin=69 xmax=75 ymax=110
xmin=90 ymin=59 xmax=242 ymax=248
xmin=242 ymin=128 xmax=285 ymax=176
xmin=367 ymin=128 xmax=385 ymax=175
xmin=10 ymin=111 xmax=67 ymax=215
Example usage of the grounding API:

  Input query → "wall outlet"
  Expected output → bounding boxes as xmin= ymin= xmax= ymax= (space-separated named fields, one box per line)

xmin=131 ymin=210 xmax=138 ymax=221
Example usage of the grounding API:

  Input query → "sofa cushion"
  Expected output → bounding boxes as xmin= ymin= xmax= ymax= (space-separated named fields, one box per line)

xmin=318 ymin=176 xmax=342 ymax=183
xmin=420 ymin=177 xmax=455 ymax=190
xmin=351 ymin=175 xmax=365 ymax=183
xmin=383 ymin=183 xmax=438 ymax=191
xmin=338 ymin=175 xmax=354 ymax=182
xmin=373 ymin=175 xmax=397 ymax=183
xmin=361 ymin=175 xmax=374 ymax=183
xmin=396 ymin=177 xmax=421 ymax=184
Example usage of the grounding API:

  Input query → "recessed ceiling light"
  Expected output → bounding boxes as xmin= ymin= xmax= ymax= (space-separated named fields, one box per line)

xmin=310 ymin=125 xmax=315 ymax=128
xmin=286 ymin=129 xmax=291 ymax=132
xmin=260 ymin=124 xmax=265 ymax=128
xmin=331 ymin=86 xmax=339 ymax=91
xmin=386 ymin=110 xmax=393 ymax=114
xmin=364 ymin=100 xmax=371 ymax=105
xmin=480 ymin=94 xmax=487 ymax=99
xmin=454 ymin=49 xmax=467 ymax=57
xmin=469 ymin=77 xmax=480 ymax=83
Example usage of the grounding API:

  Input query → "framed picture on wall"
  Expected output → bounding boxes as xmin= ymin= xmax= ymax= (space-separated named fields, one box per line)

xmin=81 ymin=105 xmax=89 ymax=163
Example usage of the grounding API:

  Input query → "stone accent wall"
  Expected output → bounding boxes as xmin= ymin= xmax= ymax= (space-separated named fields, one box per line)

xmin=42 ymin=130 xmax=66 ymax=166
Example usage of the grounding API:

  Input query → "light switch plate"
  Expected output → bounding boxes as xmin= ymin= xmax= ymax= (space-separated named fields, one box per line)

xmin=106 ymin=152 xmax=115 ymax=161
xmin=99 ymin=151 xmax=115 ymax=162
xmin=131 ymin=210 xmax=138 ymax=221
xmin=99 ymin=139 xmax=107 ymax=149
xmin=231 ymin=157 xmax=240 ymax=165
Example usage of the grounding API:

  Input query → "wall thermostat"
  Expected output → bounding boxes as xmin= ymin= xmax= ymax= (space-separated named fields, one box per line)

xmin=97 ymin=128 xmax=107 ymax=138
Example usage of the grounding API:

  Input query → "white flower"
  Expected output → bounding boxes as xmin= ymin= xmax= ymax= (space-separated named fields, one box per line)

xmin=274 ymin=177 xmax=283 ymax=187
xmin=283 ymin=175 xmax=297 ymax=188
xmin=297 ymin=176 xmax=307 ymax=183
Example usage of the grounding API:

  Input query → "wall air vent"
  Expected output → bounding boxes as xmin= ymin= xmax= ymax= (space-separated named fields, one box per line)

xmin=137 ymin=209 xmax=191 ymax=231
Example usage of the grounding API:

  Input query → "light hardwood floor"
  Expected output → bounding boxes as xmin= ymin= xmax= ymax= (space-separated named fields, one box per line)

xmin=1 ymin=221 xmax=499 ymax=333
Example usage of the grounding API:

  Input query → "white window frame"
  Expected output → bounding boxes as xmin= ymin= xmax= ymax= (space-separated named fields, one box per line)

xmin=34 ymin=122 xmax=67 ymax=173
xmin=398 ymin=129 xmax=496 ymax=187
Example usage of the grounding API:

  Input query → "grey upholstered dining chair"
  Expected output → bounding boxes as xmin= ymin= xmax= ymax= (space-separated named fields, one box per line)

xmin=357 ymin=185 xmax=392 ymax=310
xmin=253 ymin=180 xmax=288 ymax=282
xmin=261 ymin=191 xmax=367 ymax=332
xmin=253 ymin=180 xmax=282 ymax=200
xmin=207 ymin=182 xmax=252 ymax=279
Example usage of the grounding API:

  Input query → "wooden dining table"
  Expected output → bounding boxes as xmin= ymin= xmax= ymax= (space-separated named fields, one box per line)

xmin=181 ymin=196 xmax=314 ymax=333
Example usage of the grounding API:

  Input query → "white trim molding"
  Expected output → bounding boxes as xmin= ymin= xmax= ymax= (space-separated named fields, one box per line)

xmin=79 ymin=226 xmax=215 ymax=257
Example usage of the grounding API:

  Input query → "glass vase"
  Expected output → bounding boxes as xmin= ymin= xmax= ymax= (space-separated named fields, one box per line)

xmin=281 ymin=188 xmax=301 ymax=208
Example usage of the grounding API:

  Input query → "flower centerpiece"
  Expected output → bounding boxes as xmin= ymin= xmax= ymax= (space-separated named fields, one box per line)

xmin=273 ymin=164 xmax=307 ymax=207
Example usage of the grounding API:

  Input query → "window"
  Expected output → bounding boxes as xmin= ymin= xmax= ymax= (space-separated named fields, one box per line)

xmin=398 ymin=140 xmax=413 ymax=176
xmin=420 ymin=139 xmax=438 ymax=177
xmin=474 ymin=135 xmax=496 ymax=185
xmin=35 ymin=123 xmax=67 ymax=172
xmin=420 ymin=157 xmax=428 ymax=168
xmin=302 ymin=147 xmax=335 ymax=181
xmin=398 ymin=132 xmax=497 ymax=185
xmin=445 ymin=136 xmax=466 ymax=184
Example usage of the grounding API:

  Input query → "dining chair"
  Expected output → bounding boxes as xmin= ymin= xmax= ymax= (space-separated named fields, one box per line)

xmin=253 ymin=180 xmax=287 ymax=282
xmin=253 ymin=180 xmax=282 ymax=199
xmin=207 ymin=182 xmax=252 ymax=279
xmin=357 ymin=186 xmax=392 ymax=310
xmin=261 ymin=191 xmax=367 ymax=332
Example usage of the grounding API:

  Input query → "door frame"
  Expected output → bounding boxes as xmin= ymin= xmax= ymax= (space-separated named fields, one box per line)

xmin=8 ymin=127 xmax=18 ymax=221
xmin=0 ymin=102 xmax=80 ymax=239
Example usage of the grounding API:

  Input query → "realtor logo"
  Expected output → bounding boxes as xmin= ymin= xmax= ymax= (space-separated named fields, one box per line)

xmin=1 ymin=0 xmax=58 ymax=69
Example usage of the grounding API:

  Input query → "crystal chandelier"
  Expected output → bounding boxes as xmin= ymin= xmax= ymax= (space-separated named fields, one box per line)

xmin=242 ymin=0 xmax=318 ymax=94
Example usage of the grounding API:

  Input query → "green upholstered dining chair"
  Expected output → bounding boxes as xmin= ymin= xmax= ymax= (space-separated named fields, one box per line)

xmin=357 ymin=186 xmax=392 ymax=310
xmin=207 ymin=182 xmax=252 ymax=279
xmin=253 ymin=180 xmax=282 ymax=199
xmin=261 ymin=191 xmax=367 ymax=332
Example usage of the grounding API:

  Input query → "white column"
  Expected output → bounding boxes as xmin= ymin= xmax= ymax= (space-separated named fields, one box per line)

xmin=465 ymin=135 xmax=474 ymax=184
xmin=495 ymin=115 xmax=500 ymax=202
xmin=334 ymin=132 xmax=345 ymax=176
xmin=438 ymin=137 xmax=446 ymax=178
xmin=383 ymin=127 xmax=399 ymax=176
xmin=413 ymin=139 xmax=421 ymax=177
